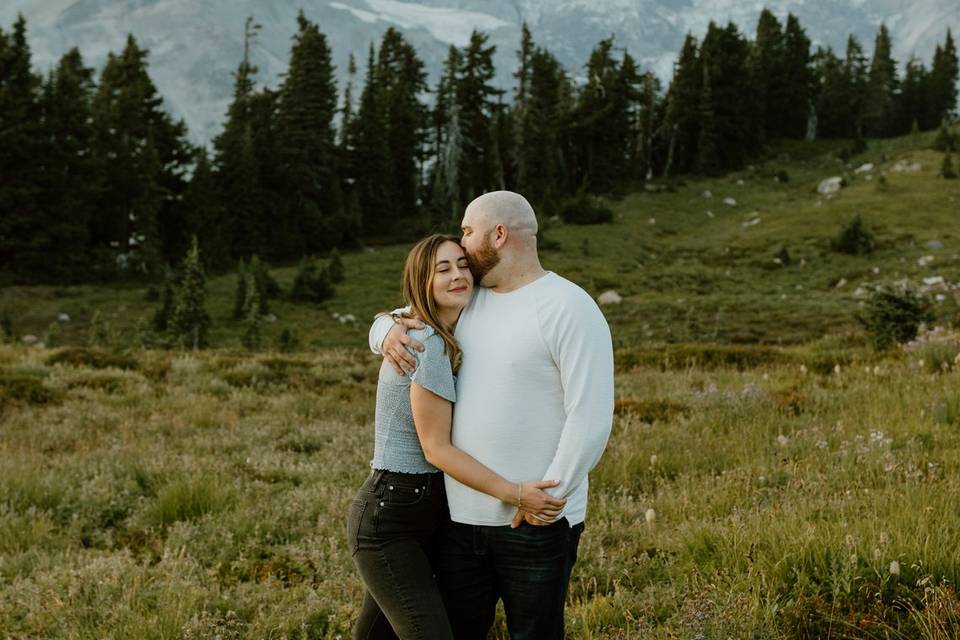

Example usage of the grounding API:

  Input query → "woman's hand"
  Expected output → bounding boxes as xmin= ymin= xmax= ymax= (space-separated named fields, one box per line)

xmin=515 ymin=480 xmax=566 ymax=522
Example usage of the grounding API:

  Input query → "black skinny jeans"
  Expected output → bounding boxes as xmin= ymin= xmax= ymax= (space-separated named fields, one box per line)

xmin=346 ymin=469 xmax=453 ymax=640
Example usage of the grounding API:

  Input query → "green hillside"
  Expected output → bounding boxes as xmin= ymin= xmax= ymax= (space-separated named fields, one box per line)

xmin=2 ymin=133 xmax=958 ymax=352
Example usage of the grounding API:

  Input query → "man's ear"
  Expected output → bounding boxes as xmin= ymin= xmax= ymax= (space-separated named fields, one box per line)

xmin=494 ymin=223 xmax=508 ymax=248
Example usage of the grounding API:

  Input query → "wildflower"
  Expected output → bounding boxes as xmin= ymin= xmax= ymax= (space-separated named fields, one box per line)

xmin=889 ymin=560 xmax=901 ymax=576
xmin=645 ymin=508 xmax=656 ymax=524
xmin=816 ymin=440 xmax=828 ymax=449
xmin=777 ymin=434 xmax=789 ymax=447
xmin=834 ymin=364 xmax=841 ymax=375
xmin=879 ymin=532 xmax=889 ymax=545
xmin=799 ymin=364 xmax=808 ymax=375
xmin=873 ymin=366 xmax=881 ymax=375
xmin=649 ymin=454 xmax=658 ymax=466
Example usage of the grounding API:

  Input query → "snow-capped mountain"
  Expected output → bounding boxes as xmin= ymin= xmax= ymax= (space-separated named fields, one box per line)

xmin=3 ymin=0 xmax=957 ymax=144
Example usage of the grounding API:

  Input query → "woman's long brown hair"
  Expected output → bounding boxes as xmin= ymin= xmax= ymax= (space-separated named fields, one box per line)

xmin=401 ymin=234 xmax=465 ymax=373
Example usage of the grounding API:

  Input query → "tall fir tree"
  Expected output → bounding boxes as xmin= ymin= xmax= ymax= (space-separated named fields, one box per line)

xmin=696 ymin=66 xmax=720 ymax=175
xmin=897 ymin=57 xmax=929 ymax=135
xmin=751 ymin=9 xmax=785 ymax=142
xmin=90 ymin=34 xmax=191 ymax=279
xmin=699 ymin=21 xmax=756 ymax=170
xmin=213 ymin=17 xmax=270 ymax=261
xmin=842 ymin=35 xmax=870 ymax=138
xmin=781 ymin=14 xmax=814 ymax=139
xmin=516 ymin=46 xmax=568 ymax=208
xmin=34 ymin=48 xmax=97 ymax=282
xmin=350 ymin=43 xmax=391 ymax=236
xmin=277 ymin=11 xmax=343 ymax=253
xmin=663 ymin=34 xmax=702 ymax=176
xmin=813 ymin=46 xmax=849 ymax=138
xmin=864 ymin=24 xmax=900 ymax=137
xmin=929 ymin=30 xmax=958 ymax=125
xmin=373 ymin=28 xmax=429 ymax=230
xmin=456 ymin=31 xmax=503 ymax=200
xmin=181 ymin=148 xmax=227 ymax=269
xmin=0 ymin=15 xmax=44 ymax=282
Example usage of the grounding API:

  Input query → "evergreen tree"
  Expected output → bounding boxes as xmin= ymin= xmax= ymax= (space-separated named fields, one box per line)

xmin=33 ymin=48 xmax=97 ymax=282
xmin=248 ymin=254 xmax=277 ymax=315
xmin=897 ymin=57 xmax=929 ymax=135
xmin=570 ymin=38 xmax=633 ymax=192
xmin=90 ymin=35 xmax=192 ymax=279
xmin=696 ymin=66 xmax=720 ymax=175
xmin=181 ymin=148 xmax=226 ymax=269
xmin=780 ymin=14 xmax=814 ymax=139
xmin=213 ymin=17 xmax=267 ymax=260
xmin=864 ymin=24 xmax=899 ymax=137
xmin=699 ymin=21 xmax=756 ymax=170
xmin=456 ymin=31 xmax=503 ymax=200
xmin=751 ymin=9 xmax=785 ymax=141
xmin=933 ymin=117 xmax=957 ymax=151
xmin=634 ymin=71 xmax=662 ymax=180
xmin=663 ymin=34 xmax=702 ymax=176
xmin=428 ymin=46 xmax=464 ymax=227
xmin=0 ymin=15 xmax=44 ymax=282
xmin=277 ymin=11 xmax=342 ymax=253
xmin=813 ymin=46 xmax=848 ymax=138
xmin=374 ymin=28 xmax=429 ymax=229
xmin=170 ymin=237 xmax=210 ymax=350
xmin=350 ymin=43 xmax=391 ymax=235
xmin=929 ymin=30 xmax=958 ymax=125
xmin=516 ymin=46 xmax=568 ymax=207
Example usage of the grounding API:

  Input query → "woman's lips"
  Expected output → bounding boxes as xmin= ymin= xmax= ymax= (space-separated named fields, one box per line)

xmin=448 ymin=286 xmax=468 ymax=294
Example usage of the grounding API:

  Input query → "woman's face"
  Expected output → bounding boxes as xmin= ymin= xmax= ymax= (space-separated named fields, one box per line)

xmin=431 ymin=241 xmax=474 ymax=312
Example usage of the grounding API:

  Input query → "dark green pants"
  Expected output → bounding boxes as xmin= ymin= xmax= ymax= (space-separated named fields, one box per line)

xmin=346 ymin=469 xmax=452 ymax=640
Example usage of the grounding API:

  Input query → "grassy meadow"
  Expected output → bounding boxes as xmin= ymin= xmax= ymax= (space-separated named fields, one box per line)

xmin=3 ymin=133 xmax=960 ymax=638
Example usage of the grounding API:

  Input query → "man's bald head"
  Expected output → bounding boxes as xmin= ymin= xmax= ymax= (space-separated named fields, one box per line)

xmin=462 ymin=191 xmax=538 ymax=238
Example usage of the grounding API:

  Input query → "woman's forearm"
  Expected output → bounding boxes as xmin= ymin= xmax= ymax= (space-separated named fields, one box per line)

xmin=424 ymin=442 xmax=516 ymax=504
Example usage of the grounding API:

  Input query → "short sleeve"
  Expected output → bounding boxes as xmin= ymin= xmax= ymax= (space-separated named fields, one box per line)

xmin=409 ymin=334 xmax=456 ymax=402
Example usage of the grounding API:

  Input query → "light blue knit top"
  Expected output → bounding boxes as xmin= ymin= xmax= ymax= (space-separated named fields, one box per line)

xmin=371 ymin=325 xmax=457 ymax=473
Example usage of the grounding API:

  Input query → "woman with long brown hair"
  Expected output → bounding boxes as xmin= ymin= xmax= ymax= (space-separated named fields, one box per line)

xmin=345 ymin=235 xmax=565 ymax=639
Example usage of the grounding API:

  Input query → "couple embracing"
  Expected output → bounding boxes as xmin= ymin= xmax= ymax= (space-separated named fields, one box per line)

xmin=345 ymin=191 xmax=614 ymax=639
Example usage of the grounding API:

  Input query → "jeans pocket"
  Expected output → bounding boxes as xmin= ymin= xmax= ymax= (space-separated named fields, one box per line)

xmin=346 ymin=499 xmax=367 ymax=556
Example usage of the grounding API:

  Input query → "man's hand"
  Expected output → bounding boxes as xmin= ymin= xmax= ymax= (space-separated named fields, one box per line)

xmin=383 ymin=316 xmax=425 ymax=374
xmin=510 ymin=509 xmax=556 ymax=528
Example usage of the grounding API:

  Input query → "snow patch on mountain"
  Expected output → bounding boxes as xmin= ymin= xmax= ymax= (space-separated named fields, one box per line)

xmin=361 ymin=0 xmax=512 ymax=46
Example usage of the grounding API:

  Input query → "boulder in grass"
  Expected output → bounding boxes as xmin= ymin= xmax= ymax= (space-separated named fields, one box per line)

xmin=890 ymin=160 xmax=922 ymax=173
xmin=21 ymin=335 xmax=38 ymax=345
xmin=854 ymin=162 xmax=874 ymax=174
xmin=723 ymin=197 xmax=737 ymax=206
xmin=597 ymin=290 xmax=622 ymax=306
xmin=57 ymin=313 xmax=70 ymax=323
xmin=817 ymin=176 xmax=844 ymax=195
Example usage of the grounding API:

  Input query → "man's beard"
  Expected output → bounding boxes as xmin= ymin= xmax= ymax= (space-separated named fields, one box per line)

xmin=466 ymin=234 xmax=500 ymax=284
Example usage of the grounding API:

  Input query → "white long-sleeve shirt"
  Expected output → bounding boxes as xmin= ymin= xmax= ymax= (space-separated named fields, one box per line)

xmin=369 ymin=272 xmax=614 ymax=526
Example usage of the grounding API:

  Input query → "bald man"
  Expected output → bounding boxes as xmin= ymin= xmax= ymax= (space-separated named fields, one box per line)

xmin=369 ymin=191 xmax=614 ymax=639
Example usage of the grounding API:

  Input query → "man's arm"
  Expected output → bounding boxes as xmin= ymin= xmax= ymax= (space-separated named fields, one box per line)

xmin=521 ymin=291 xmax=614 ymax=524
xmin=368 ymin=308 xmax=424 ymax=374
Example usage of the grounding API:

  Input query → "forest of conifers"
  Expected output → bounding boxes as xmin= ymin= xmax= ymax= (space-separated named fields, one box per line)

xmin=0 ymin=9 xmax=956 ymax=284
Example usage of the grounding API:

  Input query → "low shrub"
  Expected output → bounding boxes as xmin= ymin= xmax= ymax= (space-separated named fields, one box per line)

xmin=46 ymin=347 xmax=138 ymax=370
xmin=832 ymin=214 xmax=875 ymax=255
xmin=559 ymin=191 xmax=614 ymax=225
xmin=858 ymin=284 xmax=934 ymax=350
